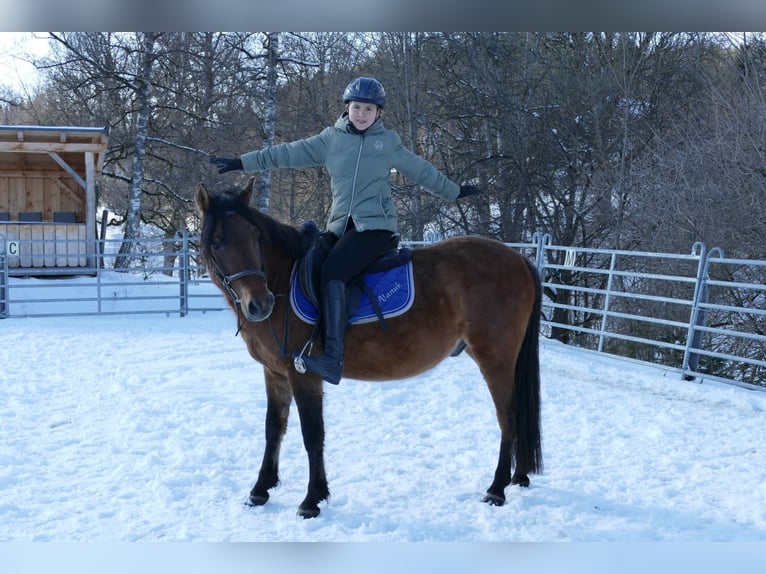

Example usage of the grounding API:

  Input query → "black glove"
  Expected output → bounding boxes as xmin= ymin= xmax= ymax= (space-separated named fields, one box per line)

xmin=457 ymin=184 xmax=480 ymax=199
xmin=210 ymin=156 xmax=243 ymax=174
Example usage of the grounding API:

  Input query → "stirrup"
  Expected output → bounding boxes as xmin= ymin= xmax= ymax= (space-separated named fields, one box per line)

xmin=293 ymin=355 xmax=308 ymax=374
xmin=293 ymin=339 xmax=315 ymax=374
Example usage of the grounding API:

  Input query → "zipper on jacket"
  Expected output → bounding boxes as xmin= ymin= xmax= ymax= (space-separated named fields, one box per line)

xmin=346 ymin=133 xmax=364 ymax=229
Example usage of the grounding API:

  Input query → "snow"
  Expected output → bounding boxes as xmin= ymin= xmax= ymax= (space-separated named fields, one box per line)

xmin=1 ymin=278 xmax=765 ymax=571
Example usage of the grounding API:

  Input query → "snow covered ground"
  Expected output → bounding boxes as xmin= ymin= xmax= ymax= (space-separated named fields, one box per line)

xmin=1 ymin=279 xmax=765 ymax=570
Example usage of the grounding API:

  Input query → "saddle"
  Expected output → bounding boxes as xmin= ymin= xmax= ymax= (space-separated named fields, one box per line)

xmin=295 ymin=227 xmax=412 ymax=329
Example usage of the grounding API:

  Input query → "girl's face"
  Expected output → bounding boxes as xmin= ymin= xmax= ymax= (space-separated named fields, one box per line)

xmin=347 ymin=101 xmax=379 ymax=131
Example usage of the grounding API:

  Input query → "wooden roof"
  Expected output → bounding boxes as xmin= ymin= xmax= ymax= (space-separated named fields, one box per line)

xmin=0 ymin=125 xmax=109 ymax=177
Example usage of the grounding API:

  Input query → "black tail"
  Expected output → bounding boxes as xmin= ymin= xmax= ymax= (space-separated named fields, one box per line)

xmin=513 ymin=258 xmax=543 ymax=475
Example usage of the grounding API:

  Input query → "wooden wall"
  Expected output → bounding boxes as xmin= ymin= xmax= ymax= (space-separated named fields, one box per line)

xmin=0 ymin=175 xmax=84 ymax=221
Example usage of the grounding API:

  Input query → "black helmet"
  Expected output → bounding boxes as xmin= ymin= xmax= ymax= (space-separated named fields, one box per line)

xmin=342 ymin=76 xmax=386 ymax=108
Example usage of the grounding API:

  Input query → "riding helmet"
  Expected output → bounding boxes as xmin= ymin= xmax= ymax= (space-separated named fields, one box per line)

xmin=342 ymin=77 xmax=386 ymax=108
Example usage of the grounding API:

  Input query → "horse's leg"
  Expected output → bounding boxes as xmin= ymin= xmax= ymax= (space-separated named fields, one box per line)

xmin=483 ymin=368 xmax=518 ymax=506
xmin=470 ymin=331 xmax=528 ymax=506
xmin=292 ymin=377 xmax=329 ymax=518
xmin=249 ymin=368 xmax=292 ymax=506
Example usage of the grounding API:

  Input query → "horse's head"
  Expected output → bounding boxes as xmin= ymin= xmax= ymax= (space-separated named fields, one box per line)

xmin=195 ymin=178 xmax=275 ymax=322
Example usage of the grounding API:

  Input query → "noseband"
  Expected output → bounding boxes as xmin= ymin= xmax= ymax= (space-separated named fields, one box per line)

xmin=214 ymin=265 xmax=268 ymax=310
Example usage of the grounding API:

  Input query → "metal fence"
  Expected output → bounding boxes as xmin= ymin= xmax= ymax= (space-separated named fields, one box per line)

xmin=2 ymin=231 xmax=764 ymax=390
xmin=0 ymin=231 xmax=226 ymax=318
xmin=520 ymin=234 xmax=766 ymax=391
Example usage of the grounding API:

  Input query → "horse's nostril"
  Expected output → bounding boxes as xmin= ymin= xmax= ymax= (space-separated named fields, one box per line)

xmin=248 ymin=301 xmax=260 ymax=316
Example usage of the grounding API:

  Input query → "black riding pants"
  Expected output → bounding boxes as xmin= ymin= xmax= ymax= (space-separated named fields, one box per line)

xmin=320 ymin=227 xmax=395 ymax=287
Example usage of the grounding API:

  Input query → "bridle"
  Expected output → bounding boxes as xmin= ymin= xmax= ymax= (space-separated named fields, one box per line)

xmin=205 ymin=210 xmax=291 ymax=354
xmin=212 ymin=260 xmax=268 ymax=311
xmin=204 ymin=209 xmax=267 ymax=308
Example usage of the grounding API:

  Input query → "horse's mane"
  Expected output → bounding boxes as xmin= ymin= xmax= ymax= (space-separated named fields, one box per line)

xmin=201 ymin=188 xmax=314 ymax=260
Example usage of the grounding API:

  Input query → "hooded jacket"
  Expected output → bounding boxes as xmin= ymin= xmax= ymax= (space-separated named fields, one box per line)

xmin=240 ymin=113 xmax=460 ymax=237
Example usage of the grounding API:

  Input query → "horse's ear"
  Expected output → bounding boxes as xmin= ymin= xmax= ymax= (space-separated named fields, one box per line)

xmin=195 ymin=183 xmax=211 ymax=214
xmin=241 ymin=177 xmax=256 ymax=206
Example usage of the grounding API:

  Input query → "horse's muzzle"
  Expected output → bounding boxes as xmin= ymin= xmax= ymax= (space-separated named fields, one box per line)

xmin=241 ymin=291 xmax=275 ymax=322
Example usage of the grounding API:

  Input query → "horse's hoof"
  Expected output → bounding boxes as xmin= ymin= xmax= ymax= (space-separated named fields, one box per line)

xmin=297 ymin=503 xmax=320 ymax=519
xmin=482 ymin=492 xmax=506 ymax=506
xmin=248 ymin=492 xmax=269 ymax=506
xmin=511 ymin=474 xmax=530 ymax=487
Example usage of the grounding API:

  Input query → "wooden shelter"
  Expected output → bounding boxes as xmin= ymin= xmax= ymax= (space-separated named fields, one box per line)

xmin=0 ymin=125 xmax=109 ymax=274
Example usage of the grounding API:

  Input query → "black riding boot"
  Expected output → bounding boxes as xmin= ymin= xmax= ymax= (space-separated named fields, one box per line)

xmin=301 ymin=280 xmax=347 ymax=385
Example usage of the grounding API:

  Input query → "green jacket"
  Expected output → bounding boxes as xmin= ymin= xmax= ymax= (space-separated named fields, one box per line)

xmin=240 ymin=114 xmax=460 ymax=236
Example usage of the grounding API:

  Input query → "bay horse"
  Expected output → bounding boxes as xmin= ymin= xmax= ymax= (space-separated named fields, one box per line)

xmin=195 ymin=178 xmax=542 ymax=518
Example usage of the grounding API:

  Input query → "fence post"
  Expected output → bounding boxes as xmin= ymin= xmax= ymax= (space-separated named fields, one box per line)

xmin=179 ymin=230 xmax=189 ymax=317
xmin=682 ymin=243 xmax=725 ymax=380
xmin=0 ymin=234 xmax=7 ymax=319
xmin=531 ymin=232 xmax=551 ymax=271
xmin=598 ymin=252 xmax=619 ymax=353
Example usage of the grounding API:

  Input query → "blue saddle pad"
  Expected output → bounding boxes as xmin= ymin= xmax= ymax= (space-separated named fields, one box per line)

xmin=290 ymin=261 xmax=415 ymax=325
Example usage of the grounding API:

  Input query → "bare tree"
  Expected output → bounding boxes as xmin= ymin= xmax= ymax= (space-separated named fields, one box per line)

xmin=31 ymin=32 xmax=162 ymax=269
xmin=19 ymin=31 xmax=765 ymax=262
xmin=114 ymin=32 xmax=160 ymax=269
xmin=628 ymin=33 xmax=766 ymax=258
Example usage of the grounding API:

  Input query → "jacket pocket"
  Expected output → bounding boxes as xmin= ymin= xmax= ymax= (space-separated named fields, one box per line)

xmin=379 ymin=194 xmax=395 ymax=218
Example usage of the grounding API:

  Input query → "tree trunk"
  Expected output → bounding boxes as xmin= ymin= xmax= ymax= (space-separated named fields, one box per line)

xmin=256 ymin=32 xmax=279 ymax=214
xmin=114 ymin=33 xmax=157 ymax=270
xmin=401 ymin=33 xmax=424 ymax=240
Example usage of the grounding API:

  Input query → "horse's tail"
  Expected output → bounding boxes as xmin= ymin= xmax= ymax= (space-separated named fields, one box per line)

xmin=513 ymin=257 xmax=543 ymax=475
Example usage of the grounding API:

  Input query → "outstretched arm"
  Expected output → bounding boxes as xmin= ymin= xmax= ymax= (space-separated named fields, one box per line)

xmin=210 ymin=157 xmax=243 ymax=174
